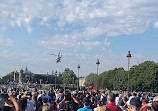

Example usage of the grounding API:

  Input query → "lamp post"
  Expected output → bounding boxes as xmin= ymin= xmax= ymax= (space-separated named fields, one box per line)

xmin=77 ymin=64 xmax=80 ymax=91
xmin=96 ymin=59 xmax=100 ymax=91
xmin=55 ymin=70 xmax=57 ymax=89
xmin=127 ymin=51 xmax=132 ymax=93
xmin=47 ymin=72 xmax=49 ymax=84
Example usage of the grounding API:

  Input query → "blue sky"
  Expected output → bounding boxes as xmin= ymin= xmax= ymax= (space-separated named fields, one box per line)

xmin=1 ymin=0 xmax=158 ymax=77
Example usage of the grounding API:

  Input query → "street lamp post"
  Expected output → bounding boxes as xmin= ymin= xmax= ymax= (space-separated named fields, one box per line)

xmin=55 ymin=70 xmax=57 ymax=89
xmin=127 ymin=51 xmax=132 ymax=93
xmin=77 ymin=64 xmax=80 ymax=91
xmin=47 ymin=72 xmax=49 ymax=84
xmin=96 ymin=59 xmax=100 ymax=91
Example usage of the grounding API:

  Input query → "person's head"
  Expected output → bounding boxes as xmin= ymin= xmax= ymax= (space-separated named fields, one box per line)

xmin=35 ymin=88 xmax=37 ymax=92
xmin=97 ymin=100 xmax=102 ymax=107
xmin=142 ymin=99 xmax=148 ymax=105
xmin=64 ymin=91 xmax=71 ymax=101
xmin=0 ymin=96 xmax=5 ymax=110
xmin=132 ymin=92 xmax=137 ymax=97
xmin=42 ymin=103 xmax=53 ymax=111
xmin=128 ymin=93 xmax=132 ymax=97
xmin=107 ymin=92 xmax=115 ymax=103
xmin=59 ymin=89 xmax=64 ymax=93
xmin=123 ymin=96 xmax=128 ymax=102
xmin=152 ymin=96 xmax=158 ymax=111
xmin=38 ymin=97 xmax=43 ymax=104
xmin=148 ymin=93 xmax=151 ymax=97
xmin=83 ymin=97 xmax=91 ymax=106
xmin=39 ymin=91 xmax=43 ymax=94
xmin=97 ymin=106 xmax=109 ymax=111
xmin=43 ymin=97 xmax=48 ymax=104
xmin=127 ymin=97 xmax=141 ymax=111
xmin=32 ymin=95 xmax=38 ymax=102
xmin=118 ymin=99 xmax=125 ymax=106
xmin=18 ymin=98 xmax=27 ymax=111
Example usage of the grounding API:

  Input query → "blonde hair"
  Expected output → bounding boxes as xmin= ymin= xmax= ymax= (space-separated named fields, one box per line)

xmin=96 ymin=106 xmax=110 ymax=111
xmin=42 ymin=103 xmax=53 ymax=111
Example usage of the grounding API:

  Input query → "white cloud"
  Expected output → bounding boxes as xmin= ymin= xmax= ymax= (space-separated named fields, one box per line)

xmin=81 ymin=41 xmax=101 ymax=51
xmin=154 ymin=22 xmax=158 ymax=29
xmin=0 ymin=36 xmax=13 ymax=47
xmin=39 ymin=34 xmax=80 ymax=51
xmin=0 ymin=0 xmax=157 ymax=35
xmin=1 ymin=0 xmax=158 ymax=75
xmin=104 ymin=38 xmax=110 ymax=46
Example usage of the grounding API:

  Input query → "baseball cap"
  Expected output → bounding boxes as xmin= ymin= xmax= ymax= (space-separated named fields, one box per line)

xmin=128 ymin=97 xmax=141 ymax=107
xmin=0 ymin=96 xmax=5 ymax=108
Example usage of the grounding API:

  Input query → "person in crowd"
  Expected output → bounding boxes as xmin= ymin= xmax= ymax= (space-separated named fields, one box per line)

xmin=105 ymin=92 xmax=121 ymax=111
xmin=55 ymin=89 xmax=64 ymax=104
xmin=123 ymin=96 xmax=128 ymax=109
xmin=44 ymin=92 xmax=52 ymax=103
xmin=77 ymin=97 xmax=93 ymax=111
xmin=141 ymin=99 xmax=148 ymax=111
xmin=127 ymin=97 xmax=142 ymax=111
xmin=38 ymin=97 xmax=48 ymax=111
xmin=96 ymin=106 xmax=109 ymax=111
xmin=42 ymin=103 xmax=53 ymax=111
xmin=58 ymin=91 xmax=79 ymax=111
xmin=94 ymin=100 xmax=102 ymax=111
xmin=17 ymin=98 xmax=27 ymax=111
xmin=140 ymin=96 xmax=158 ymax=111
xmin=0 ymin=93 xmax=20 ymax=111
xmin=118 ymin=99 xmax=127 ymax=111
xmin=147 ymin=93 xmax=153 ymax=103
xmin=115 ymin=93 xmax=120 ymax=106
xmin=38 ymin=91 xmax=44 ymax=100
xmin=38 ymin=97 xmax=43 ymax=109
xmin=100 ymin=91 xmax=107 ymax=105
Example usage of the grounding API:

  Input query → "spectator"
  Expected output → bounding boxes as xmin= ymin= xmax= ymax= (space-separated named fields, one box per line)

xmin=105 ymin=93 xmax=121 ymax=111
xmin=94 ymin=100 xmax=102 ymax=111
xmin=152 ymin=96 xmax=158 ymax=111
xmin=55 ymin=89 xmax=64 ymax=104
xmin=118 ymin=99 xmax=127 ymax=111
xmin=0 ymin=95 xmax=5 ymax=111
xmin=123 ymin=96 xmax=128 ymax=108
xmin=18 ymin=98 xmax=27 ymax=111
xmin=77 ymin=97 xmax=93 ymax=111
xmin=58 ymin=91 xmax=79 ymax=111
xmin=96 ymin=106 xmax=109 ymax=111
xmin=42 ymin=103 xmax=53 ymax=111
xmin=100 ymin=91 xmax=107 ymax=105
xmin=38 ymin=91 xmax=44 ymax=99
xmin=127 ymin=97 xmax=141 ymax=111
xmin=141 ymin=99 xmax=148 ymax=111
xmin=44 ymin=92 xmax=52 ymax=103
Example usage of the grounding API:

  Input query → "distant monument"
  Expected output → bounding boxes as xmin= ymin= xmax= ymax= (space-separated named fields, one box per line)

xmin=14 ymin=69 xmax=17 ymax=82
xmin=19 ymin=66 xmax=23 ymax=84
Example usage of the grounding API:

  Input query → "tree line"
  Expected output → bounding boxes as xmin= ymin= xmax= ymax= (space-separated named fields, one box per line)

xmin=0 ymin=68 xmax=78 ymax=86
xmin=1 ymin=61 xmax=158 ymax=92
xmin=84 ymin=61 xmax=158 ymax=92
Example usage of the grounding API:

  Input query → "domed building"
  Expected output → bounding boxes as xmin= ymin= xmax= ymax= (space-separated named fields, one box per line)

xmin=22 ymin=66 xmax=33 ymax=83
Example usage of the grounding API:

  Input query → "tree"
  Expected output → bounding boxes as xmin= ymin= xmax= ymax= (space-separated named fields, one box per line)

xmin=62 ymin=68 xmax=77 ymax=84
xmin=84 ymin=73 xmax=98 ymax=87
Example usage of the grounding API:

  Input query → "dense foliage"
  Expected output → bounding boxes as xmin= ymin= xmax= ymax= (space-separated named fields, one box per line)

xmin=84 ymin=61 xmax=158 ymax=92
xmin=0 ymin=68 xmax=77 ymax=86
xmin=1 ymin=61 xmax=158 ymax=92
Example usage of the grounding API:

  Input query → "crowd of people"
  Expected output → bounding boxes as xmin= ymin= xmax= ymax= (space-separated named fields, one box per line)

xmin=0 ymin=87 xmax=158 ymax=111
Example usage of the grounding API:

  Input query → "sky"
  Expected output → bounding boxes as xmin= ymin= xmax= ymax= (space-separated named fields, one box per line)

xmin=1 ymin=0 xmax=158 ymax=77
